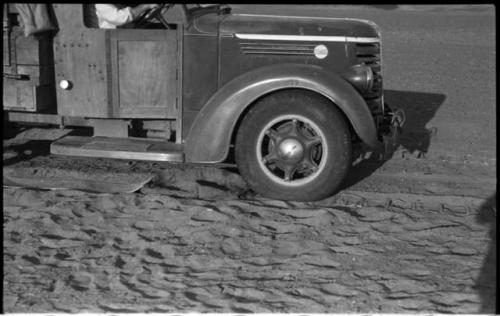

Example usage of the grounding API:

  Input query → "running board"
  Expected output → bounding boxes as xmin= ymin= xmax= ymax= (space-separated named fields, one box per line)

xmin=50 ymin=136 xmax=184 ymax=162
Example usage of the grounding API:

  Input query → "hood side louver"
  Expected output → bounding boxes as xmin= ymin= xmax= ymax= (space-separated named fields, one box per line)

xmin=239 ymin=42 xmax=316 ymax=56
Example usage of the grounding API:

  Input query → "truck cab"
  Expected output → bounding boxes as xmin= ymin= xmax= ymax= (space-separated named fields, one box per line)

xmin=3 ymin=4 xmax=404 ymax=201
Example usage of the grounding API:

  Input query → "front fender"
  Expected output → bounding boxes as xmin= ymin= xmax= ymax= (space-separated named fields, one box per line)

xmin=185 ymin=63 xmax=379 ymax=163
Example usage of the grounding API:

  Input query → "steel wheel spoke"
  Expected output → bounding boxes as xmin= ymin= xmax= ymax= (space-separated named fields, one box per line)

xmin=288 ymin=119 xmax=301 ymax=137
xmin=283 ymin=164 xmax=299 ymax=182
xmin=303 ymin=158 xmax=319 ymax=173
xmin=265 ymin=128 xmax=281 ymax=144
xmin=300 ymin=149 xmax=321 ymax=173
xmin=262 ymin=151 xmax=279 ymax=164
xmin=303 ymin=135 xmax=322 ymax=150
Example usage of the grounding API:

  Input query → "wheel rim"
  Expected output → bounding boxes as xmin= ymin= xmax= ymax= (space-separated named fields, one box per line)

xmin=256 ymin=114 xmax=328 ymax=187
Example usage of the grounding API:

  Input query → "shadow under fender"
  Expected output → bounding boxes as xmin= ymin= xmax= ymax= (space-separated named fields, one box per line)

xmin=184 ymin=63 xmax=379 ymax=163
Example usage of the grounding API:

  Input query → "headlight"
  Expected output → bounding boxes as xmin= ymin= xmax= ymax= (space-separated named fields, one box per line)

xmin=342 ymin=64 xmax=374 ymax=93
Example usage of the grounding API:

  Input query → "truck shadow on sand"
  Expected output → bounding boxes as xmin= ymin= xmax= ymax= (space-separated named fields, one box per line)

xmin=341 ymin=89 xmax=446 ymax=189
xmin=3 ymin=124 xmax=78 ymax=166
xmin=475 ymin=193 xmax=496 ymax=313
xmin=3 ymin=140 xmax=53 ymax=166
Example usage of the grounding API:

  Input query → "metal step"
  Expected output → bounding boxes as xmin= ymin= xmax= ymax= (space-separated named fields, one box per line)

xmin=50 ymin=136 xmax=184 ymax=162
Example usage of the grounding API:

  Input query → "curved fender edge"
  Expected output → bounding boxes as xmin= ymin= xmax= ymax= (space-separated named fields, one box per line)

xmin=185 ymin=63 xmax=379 ymax=163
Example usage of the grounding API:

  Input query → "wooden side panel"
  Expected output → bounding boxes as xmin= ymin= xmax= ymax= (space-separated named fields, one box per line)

xmin=15 ymin=35 xmax=39 ymax=65
xmin=3 ymin=80 xmax=36 ymax=111
xmin=54 ymin=29 xmax=110 ymax=117
xmin=3 ymin=79 xmax=55 ymax=112
xmin=110 ymin=30 xmax=177 ymax=119
xmin=117 ymin=41 xmax=172 ymax=116
xmin=53 ymin=6 xmax=178 ymax=119
xmin=52 ymin=5 xmax=110 ymax=117
xmin=3 ymin=23 xmax=56 ymax=112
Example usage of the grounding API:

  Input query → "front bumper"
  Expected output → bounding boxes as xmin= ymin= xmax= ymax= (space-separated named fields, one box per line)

xmin=379 ymin=106 xmax=406 ymax=159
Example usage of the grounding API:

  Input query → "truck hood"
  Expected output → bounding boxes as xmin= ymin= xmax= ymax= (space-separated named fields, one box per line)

xmin=219 ymin=14 xmax=380 ymax=38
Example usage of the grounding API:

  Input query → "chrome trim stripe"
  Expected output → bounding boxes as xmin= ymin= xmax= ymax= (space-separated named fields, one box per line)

xmin=234 ymin=14 xmax=375 ymax=25
xmin=235 ymin=33 xmax=380 ymax=43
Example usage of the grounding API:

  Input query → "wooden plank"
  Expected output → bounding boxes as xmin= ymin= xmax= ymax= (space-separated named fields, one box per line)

xmin=5 ymin=112 xmax=92 ymax=126
xmin=3 ymin=32 xmax=10 ymax=66
xmin=4 ymin=112 xmax=60 ymax=125
xmin=4 ymin=172 xmax=154 ymax=193
xmin=119 ymin=107 xmax=169 ymax=118
xmin=115 ymin=29 xmax=170 ymax=41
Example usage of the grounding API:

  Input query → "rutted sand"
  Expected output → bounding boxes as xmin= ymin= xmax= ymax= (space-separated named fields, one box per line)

xmin=3 ymin=166 xmax=495 ymax=312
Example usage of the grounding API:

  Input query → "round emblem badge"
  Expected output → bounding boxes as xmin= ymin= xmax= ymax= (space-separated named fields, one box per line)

xmin=314 ymin=45 xmax=328 ymax=59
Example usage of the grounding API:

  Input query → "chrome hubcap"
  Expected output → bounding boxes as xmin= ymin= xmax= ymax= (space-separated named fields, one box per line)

xmin=257 ymin=115 xmax=327 ymax=186
xmin=278 ymin=138 xmax=304 ymax=162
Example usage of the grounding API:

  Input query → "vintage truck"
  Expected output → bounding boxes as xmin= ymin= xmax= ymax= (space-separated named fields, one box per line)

xmin=3 ymin=4 xmax=404 ymax=201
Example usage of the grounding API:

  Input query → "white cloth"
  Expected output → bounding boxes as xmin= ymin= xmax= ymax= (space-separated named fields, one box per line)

xmin=95 ymin=4 xmax=133 ymax=29
xmin=15 ymin=3 xmax=56 ymax=36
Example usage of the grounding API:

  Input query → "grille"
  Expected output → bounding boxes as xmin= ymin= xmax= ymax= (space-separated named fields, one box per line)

xmin=355 ymin=42 xmax=383 ymax=114
xmin=239 ymin=42 xmax=316 ymax=56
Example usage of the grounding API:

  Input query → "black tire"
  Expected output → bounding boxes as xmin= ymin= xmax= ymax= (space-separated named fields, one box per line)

xmin=235 ymin=90 xmax=352 ymax=201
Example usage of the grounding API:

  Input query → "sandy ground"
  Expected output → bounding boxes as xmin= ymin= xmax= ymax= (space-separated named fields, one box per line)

xmin=3 ymin=127 xmax=496 ymax=313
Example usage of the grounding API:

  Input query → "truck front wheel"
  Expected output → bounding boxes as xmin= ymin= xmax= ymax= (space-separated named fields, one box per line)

xmin=235 ymin=90 xmax=352 ymax=201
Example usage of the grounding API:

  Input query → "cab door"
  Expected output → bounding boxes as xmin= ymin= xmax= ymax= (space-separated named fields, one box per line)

xmin=109 ymin=29 xmax=178 ymax=118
